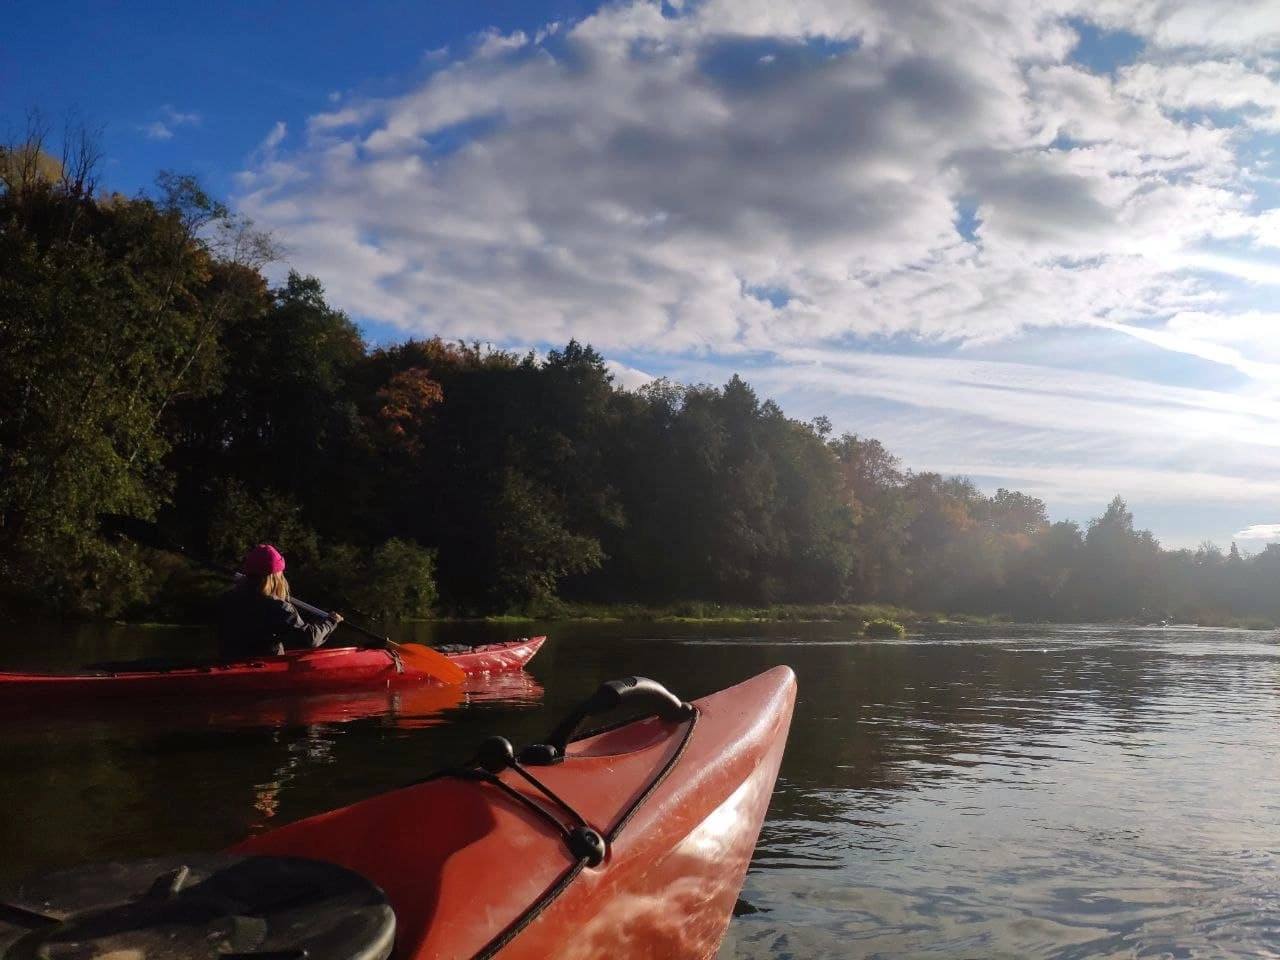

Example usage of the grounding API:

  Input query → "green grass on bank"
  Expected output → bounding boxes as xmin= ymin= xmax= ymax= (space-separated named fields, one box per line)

xmin=483 ymin=603 xmax=1278 ymax=629
xmin=480 ymin=601 xmax=1011 ymax=626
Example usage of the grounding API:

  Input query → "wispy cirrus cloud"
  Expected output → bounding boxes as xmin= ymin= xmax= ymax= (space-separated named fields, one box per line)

xmin=1091 ymin=318 xmax=1280 ymax=383
xmin=657 ymin=342 xmax=1280 ymax=504
xmin=140 ymin=105 xmax=200 ymax=141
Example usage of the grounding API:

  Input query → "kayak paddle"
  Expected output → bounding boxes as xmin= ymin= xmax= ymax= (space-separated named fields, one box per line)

xmin=285 ymin=594 xmax=465 ymax=685
xmin=99 ymin=515 xmax=466 ymax=685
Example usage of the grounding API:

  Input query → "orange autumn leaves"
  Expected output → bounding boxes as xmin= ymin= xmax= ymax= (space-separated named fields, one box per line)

xmin=374 ymin=367 xmax=443 ymax=455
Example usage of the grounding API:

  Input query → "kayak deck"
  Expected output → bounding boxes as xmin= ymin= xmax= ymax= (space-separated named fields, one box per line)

xmin=0 ymin=636 xmax=545 ymax=697
xmin=237 ymin=665 xmax=796 ymax=959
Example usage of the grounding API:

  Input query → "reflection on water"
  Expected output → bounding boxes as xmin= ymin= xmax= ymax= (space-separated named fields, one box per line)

xmin=721 ymin=624 xmax=1280 ymax=959
xmin=0 ymin=671 xmax=545 ymax=734
xmin=2 ymin=621 xmax=1278 ymax=957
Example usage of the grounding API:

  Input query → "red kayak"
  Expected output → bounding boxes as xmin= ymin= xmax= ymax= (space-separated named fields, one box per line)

xmin=0 ymin=667 xmax=794 ymax=959
xmin=0 ymin=636 xmax=545 ymax=698
xmin=238 ymin=666 xmax=796 ymax=958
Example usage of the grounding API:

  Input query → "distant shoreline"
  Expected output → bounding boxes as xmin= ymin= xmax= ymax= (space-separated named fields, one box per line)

xmin=106 ymin=603 xmax=1277 ymax=631
xmin=480 ymin=604 xmax=1277 ymax=630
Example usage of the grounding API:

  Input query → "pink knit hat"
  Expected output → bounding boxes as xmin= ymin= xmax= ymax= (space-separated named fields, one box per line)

xmin=242 ymin=543 xmax=286 ymax=576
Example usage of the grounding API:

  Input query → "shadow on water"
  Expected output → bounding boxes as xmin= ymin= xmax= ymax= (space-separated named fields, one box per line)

xmin=1 ymin=620 xmax=1279 ymax=957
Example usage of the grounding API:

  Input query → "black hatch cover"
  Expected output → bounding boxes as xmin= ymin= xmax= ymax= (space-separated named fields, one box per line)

xmin=0 ymin=855 xmax=394 ymax=960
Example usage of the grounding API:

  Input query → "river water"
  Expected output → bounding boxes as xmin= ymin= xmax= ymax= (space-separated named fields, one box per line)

xmin=0 ymin=621 xmax=1277 ymax=958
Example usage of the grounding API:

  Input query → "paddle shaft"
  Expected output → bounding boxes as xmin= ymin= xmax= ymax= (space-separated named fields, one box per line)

xmin=230 ymin=576 xmax=386 ymax=642
xmin=283 ymin=592 xmax=387 ymax=645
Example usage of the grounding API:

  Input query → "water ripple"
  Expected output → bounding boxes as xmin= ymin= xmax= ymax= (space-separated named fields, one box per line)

xmin=721 ymin=624 xmax=1280 ymax=958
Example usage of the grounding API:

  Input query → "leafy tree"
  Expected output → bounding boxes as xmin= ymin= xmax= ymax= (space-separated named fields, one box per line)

xmin=1077 ymin=496 xmax=1162 ymax=618
xmin=0 ymin=146 xmax=247 ymax=613
xmin=362 ymin=539 xmax=438 ymax=620
xmin=491 ymin=468 xmax=604 ymax=611
xmin=988 ymin=488 xmax=1049 ymax=536
xmin=299 ymin=539 xmax=438 ymax=621
xmin=1006 ymin=520 xmax=1084 ymax=619
xmin=164 ymin=271 xmax=365 ymax=546
xmin=204 ymin=480 xmax=320 ymax=569
xmin=830 ymin=435 xmax=910 ymax=601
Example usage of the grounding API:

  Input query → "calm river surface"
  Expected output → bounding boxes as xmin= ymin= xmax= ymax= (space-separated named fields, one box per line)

xmin=1 ymin=621 xmax=1277 ymax=958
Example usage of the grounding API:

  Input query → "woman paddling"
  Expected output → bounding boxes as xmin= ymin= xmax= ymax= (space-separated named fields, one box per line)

xmin=218 ymin=544 xmax=343 ymax=661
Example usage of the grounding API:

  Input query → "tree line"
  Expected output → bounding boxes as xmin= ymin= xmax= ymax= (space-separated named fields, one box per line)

xmin=3 ymin=135 xmax=1278 ymax=624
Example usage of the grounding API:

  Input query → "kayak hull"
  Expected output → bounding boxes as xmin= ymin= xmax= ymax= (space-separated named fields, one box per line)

xmin=236 ymin=665 xmax=796 ymax=959
xmin=0 ymin=637 xmax=545 ymax=697
xmin=438 ymin=638 xmax=544 ymax=676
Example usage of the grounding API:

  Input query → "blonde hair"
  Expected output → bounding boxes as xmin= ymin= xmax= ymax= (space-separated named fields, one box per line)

xmin=250 ymin=572 xmax=290 ymax=600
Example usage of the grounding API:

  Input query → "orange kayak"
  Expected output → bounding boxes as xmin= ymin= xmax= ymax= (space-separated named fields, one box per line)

xmin=236 ymin=666 xmax=796 ymax=959
xmin=0 ymin=637 xmax=545 ymax=698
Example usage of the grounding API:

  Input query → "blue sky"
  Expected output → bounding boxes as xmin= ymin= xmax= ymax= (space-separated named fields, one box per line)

xmin=2 ymin=2 xmax=594 ymax=198
xmin=6 ymin=0 xmax=1280 ymax=548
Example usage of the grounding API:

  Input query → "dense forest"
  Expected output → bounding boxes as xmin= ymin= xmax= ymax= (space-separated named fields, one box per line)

xmin=3 ymin=133 xmax=1278 ymax=625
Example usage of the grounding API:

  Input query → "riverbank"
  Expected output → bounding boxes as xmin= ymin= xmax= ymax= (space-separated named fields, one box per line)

xmin=73 ymin=602 xmax=1278 ymax=631
xmin=485 ymin=602 xmax=1280 ymax=629
xmin=485 ymin=602 xmax=1006 ymax=626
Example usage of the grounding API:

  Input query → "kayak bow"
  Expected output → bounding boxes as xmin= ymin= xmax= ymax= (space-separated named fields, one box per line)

xmin=238 ymin=666 xmax=796 ymax=959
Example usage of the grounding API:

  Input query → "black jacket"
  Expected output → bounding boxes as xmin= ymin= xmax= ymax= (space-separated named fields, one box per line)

xmin=217 ymin=586 xmax=339 ymax=661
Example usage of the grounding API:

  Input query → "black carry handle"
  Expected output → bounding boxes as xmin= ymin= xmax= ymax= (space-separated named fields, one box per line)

xmin=522 ymin=677 xmax=694 ymax=765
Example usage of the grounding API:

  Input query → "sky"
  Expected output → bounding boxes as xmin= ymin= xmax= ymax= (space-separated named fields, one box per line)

xmin=5 ymin=0 xmax=1280 ymax=549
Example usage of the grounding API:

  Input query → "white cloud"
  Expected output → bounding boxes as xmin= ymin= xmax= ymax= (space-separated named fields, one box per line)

xmin=1235 ymin=523 xmax=1280 ymax=540
xmin=1165 ymin=309 xmax=1280 ymax=361
xmin=142 ymin=121 xmax=174 ymax=141
xmin=238 ymin=1 xmax=1278 ymax=354
xmin=1092 ymin=317 xmax=1280 ymax=382
xmin=140 ymin=105 xmax=201 ymax=141
xmin=1120 ymin=59 xmax=1280 ymax=132
xmin=768 ymin=346 xmax=1280 ymax=432
xmin=259 ymin=121 xmax=287 ymax=154
xmin=474 ymin=28 xmax=528 ymax=58
xmin=604 ymin=359 xmax=656 ymax=390
xmin=232 ymin=0 xmax=1280 ymax=541
xmin=941 ymin=465 xmax=1280 ymax=508
xmin=1086 ymin=0 xmax=1280 ymax=54
xmin=308 ymin=105 xmax=370 ymax=132
xmin=161 ymin=106 xmax=201 ymax=126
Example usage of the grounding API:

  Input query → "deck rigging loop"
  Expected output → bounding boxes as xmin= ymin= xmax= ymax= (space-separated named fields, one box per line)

xmin=431 ymin=676 xmax=699 ymax=960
